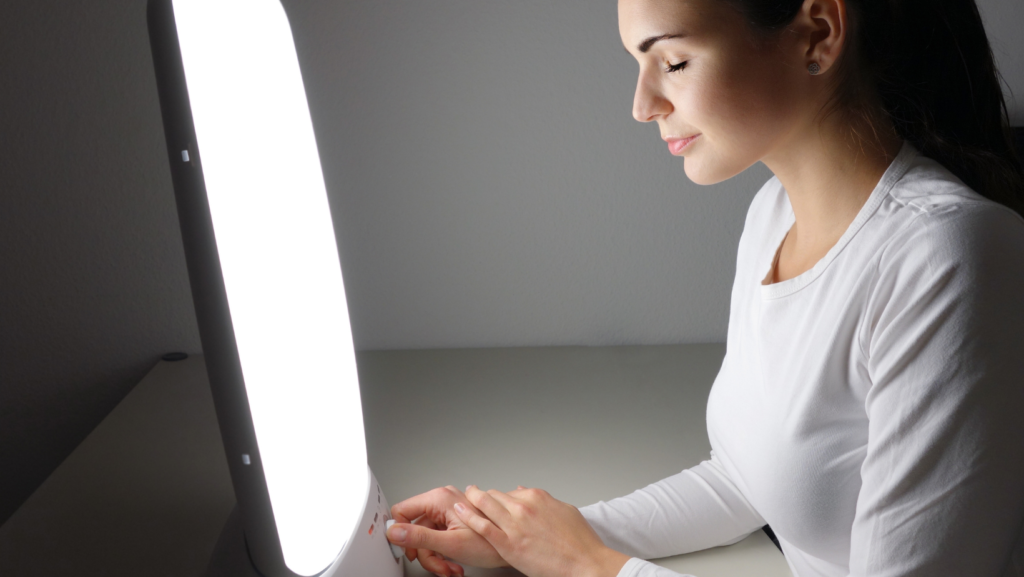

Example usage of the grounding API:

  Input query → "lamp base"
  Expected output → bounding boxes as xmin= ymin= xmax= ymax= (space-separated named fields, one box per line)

xmin=204 ymin=466 xmax=404 ymax=577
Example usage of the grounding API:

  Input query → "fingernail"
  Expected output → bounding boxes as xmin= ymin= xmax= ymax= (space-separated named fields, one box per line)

xmin=390 ymin=527 xmax=407 ymax=542
xmin=465 ymin=485 xmax=472 ymax=492
xmin=454 ymin=502 xmax=466 ymax=515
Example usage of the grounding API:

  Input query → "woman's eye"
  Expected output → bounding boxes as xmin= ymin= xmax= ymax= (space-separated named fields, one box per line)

xmin=666 ymin=61 xmax=687 ymax=73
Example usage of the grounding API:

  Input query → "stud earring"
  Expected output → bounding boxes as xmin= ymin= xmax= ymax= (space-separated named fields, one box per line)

xmin=808 ymin=62 xmax=821 ymax=75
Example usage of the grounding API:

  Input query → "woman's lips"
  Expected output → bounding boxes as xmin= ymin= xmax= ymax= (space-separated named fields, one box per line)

xmin=667 ymin=134 xmax=700 ymax=155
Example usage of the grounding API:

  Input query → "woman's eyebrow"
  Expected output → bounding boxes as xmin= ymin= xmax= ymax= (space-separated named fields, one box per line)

xmin=625 ymin=32 xmax=688 ymax=55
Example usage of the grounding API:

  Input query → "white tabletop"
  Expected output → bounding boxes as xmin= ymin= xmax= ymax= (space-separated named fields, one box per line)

xmin=0 ymin=345 xmax=790 ymax=577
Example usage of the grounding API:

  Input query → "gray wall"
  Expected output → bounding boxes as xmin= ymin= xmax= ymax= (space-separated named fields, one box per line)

xmin=286 ymin=1 xmax=770 ymax=351
xmin=981 ymin=0 xmax=1024 ymax=124
xmin=1 ymin=0 xmax=1022 ymax=526
xmin=1 ymin=2 xmax=198 ymax=526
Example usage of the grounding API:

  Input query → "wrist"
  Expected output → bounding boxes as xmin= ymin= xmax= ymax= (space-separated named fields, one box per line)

xmin=579 ymin=546 xmax=631 ymax=577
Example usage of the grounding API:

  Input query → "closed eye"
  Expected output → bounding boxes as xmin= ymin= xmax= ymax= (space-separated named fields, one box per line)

xmin=666 ymin=61 xmax=687 ymax=73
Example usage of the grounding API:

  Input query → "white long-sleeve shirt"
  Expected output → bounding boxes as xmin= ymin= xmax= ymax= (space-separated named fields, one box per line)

xmin=580 ymin=143 xmax=1024 ymax=577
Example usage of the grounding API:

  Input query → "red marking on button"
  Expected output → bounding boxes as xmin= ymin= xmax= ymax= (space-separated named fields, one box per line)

xmin=369 ymin=524 xmax=374 ymax=535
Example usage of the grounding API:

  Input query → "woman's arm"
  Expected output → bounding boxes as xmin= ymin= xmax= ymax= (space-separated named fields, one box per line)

xmin=388 ymin=452 xmax=765 ymax=577
xmin=850 ymin=205 xmax=1024 ymax=576
xmin=448 ymin=451 xmax=766 ymax=577
xmin=579 ymin=453 xmax=765 ymax=560
xmin=456 ymin=485 xmax=634 ymax=577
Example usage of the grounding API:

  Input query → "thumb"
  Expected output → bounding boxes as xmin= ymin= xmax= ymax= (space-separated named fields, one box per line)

xmin=387 ymin=522 xmax=461 ymax=555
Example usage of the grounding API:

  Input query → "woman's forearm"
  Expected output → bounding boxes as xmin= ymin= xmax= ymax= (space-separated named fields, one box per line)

xmin=578 ymin=546 xmax=632 ymax=577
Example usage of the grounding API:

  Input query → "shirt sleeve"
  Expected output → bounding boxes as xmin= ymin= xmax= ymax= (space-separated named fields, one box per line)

xmin=852 ymin=204 xmax=1024 ymax=576
xmin=579 ymin=452 xmax=765 ymax=565
xmin=614 ymin=557 xmax=698 ymax=577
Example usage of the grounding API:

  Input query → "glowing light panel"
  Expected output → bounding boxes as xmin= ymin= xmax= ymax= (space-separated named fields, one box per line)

xmin=171 ymin=1 xmax=366 ymax=574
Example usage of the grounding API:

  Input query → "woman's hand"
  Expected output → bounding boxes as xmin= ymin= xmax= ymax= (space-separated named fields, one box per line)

xmin=454 ymin=485 xmax=631 ymax=577
xmin=388 ymin=485 xmax=509 ymax=577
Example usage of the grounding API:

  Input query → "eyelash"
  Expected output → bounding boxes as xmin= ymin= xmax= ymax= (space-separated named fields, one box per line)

xmin=666 ymin=61 xmax=687 ymax=73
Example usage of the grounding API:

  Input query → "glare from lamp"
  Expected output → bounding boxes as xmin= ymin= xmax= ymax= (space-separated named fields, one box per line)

xmin=172 ymin=0 xmax=366 ymax=574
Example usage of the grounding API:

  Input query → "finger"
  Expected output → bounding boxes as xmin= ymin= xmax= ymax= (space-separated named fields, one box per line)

xmin=420 ymin=552 xmax=464 ymax=577
xmin=413 ymin=516 xmax=439 ymax=530
xmin=403 ymin=515 xmax=439 ymax=561
xmin=392 ymin=486 xmax=458 ymax=525
xmin=508 ymin=485 xmax=547 ymax=503
xmin=418 ymin=550 xmax=451 ymax=577
xmin=387 ymin=521 xmax=469 ymax=558
xmin=482 ymin=488 xmax=528 ymax=522
xmin=392 ymin=508 xmax=422 ymax=559
xmin=464 ymin=486 xmax=514 ymax=529
xmin=453 ymin=501 xmax=511 ymax=554
xmin=386 ymin=522 xmax=413 ymax=561
xmin=485 ymin=488 xmax=522 ymax=510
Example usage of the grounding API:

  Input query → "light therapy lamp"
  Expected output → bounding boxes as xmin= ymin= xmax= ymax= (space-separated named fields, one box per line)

xmin=146 ymin=1 xmax=404 ymax=575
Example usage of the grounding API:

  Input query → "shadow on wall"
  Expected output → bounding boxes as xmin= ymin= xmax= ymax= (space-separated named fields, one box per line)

xmin=0 ymin=0 xmax=201 ymax=527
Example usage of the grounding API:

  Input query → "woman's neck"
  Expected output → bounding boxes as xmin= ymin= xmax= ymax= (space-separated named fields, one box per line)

xmin=762 ymin=114 xmax=904 ymax=254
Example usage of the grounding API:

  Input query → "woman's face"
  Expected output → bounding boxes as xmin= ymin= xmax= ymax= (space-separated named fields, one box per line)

xmin=619 ymin=0 xmax=811 ymax=184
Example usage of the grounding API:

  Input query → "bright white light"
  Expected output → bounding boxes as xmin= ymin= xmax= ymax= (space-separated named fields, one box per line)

xmin=171 ymin=1 xmax=367 ymax=574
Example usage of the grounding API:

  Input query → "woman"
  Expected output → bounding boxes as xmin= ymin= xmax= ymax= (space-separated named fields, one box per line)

xmin=385 ymin=0 xmax=1024 ymax=575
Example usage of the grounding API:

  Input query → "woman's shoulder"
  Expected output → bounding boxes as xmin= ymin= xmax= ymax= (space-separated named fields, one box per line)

xmin=881 ymin=153 xmax=1024 ymax=266
xmin=889 ymin=152 xmax=1006 ymax=214
xmin=870 ymin=155 xmax=1024 ymax=301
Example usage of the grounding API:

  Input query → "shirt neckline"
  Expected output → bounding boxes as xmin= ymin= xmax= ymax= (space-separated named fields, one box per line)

xmin=759 ymin=141 xmax=918 ymax=300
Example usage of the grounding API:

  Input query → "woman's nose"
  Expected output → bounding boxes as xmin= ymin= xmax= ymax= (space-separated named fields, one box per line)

xmin=632 ymin=74 xmax=671 ymax=122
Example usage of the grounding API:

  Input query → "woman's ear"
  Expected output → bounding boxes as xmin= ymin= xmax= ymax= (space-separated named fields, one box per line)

xmin=789 ymin=0 xmax=848 ymax=75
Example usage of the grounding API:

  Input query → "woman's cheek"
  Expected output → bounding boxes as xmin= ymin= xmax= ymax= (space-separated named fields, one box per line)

xmin=677 ymin=81 xmax=758 ymax=184
xmin=684 ymin=143 xmax=750 ymax=184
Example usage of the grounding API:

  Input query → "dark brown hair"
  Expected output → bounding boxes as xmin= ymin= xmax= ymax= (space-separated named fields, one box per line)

xmin=725 ymin=0 xmax=1024 ymax=216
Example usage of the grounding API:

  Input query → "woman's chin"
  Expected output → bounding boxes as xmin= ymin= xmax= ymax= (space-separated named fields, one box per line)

xmin=683 ymin=159 xmax=723 ymax=185
xmin=683 ymin=154 xmax=750 ymax=186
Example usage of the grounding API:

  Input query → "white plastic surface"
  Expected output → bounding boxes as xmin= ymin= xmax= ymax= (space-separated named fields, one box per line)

xmin=201 ymin=466 xmax=403 ymax=577
xmin=318 ymin=468 xmax=404 ymax=577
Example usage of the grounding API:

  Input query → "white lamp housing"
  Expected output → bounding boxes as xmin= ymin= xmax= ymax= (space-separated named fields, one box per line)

xmin=146 ymin=1 xmax=403 ymax=575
